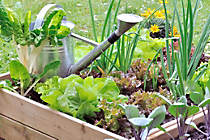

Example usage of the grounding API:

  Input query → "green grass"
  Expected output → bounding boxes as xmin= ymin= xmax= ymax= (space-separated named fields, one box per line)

xmin=0 ymin=0 xmax=210 ymax=74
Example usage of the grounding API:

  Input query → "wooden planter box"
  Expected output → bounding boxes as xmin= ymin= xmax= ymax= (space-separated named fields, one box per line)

xmin=0 ymin=73 xmax=206 ymax=140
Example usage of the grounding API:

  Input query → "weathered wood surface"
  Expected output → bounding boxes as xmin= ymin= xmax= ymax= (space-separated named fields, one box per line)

xmin=0 ymin=73 xmax=126 ymax=140
xmin=0 ymin=114 xmax=56 ymax=140
xmin=0 ymin=72 xmax=10 ymax=81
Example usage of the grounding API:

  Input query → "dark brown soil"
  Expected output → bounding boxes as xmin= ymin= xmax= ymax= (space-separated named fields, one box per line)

xmin=172 ymin=122 xmax=208 ymax=140
xmin=25 ymin=89 xmax=47 ymax=105
xmin=187 ymin=122 xmax=207 ymax=140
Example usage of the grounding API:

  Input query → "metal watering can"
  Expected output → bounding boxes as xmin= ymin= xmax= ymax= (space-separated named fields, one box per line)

xmin=31 ymin=4 xmax=143 ymax=80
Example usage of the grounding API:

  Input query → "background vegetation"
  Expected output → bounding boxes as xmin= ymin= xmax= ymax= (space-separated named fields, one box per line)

xmin=0 ymin=0 xmax=210 ymax=73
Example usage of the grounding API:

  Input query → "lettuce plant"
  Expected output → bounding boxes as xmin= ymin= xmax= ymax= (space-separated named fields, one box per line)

xmin=133 ymin=29 xmax=165 ymax=61
xmin=35 ymin=75 xmax=125 ymax=120
xmin=0 ymin=1 xmax=70 ymax=73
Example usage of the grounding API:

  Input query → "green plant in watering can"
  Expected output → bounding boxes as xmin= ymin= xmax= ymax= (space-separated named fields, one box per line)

xmin=0 ymin=0 xmax=70 ymax=73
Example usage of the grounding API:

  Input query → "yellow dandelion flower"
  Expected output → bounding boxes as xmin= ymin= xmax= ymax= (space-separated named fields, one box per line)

xmin=172 ymin=26 xmax=178 ymax=33
xmin=159 ymin=0 xmax=169 ymax=4
xmin=141 ymin=11 xmax=150 ymax=18
xmin=150 ymin=24 xmax=160 ymax=33
xmin=147 ymin=8 xmax=155 ymax=14
xmin=161 ymin=10 xmax=170 ymax=14
xmin=174 ymin=33 xmax=180 ymax=37
xmin=154 ymin=10 xmax=164 ymax=18
xmin=170 ymin=26 xmax=180 ymax=37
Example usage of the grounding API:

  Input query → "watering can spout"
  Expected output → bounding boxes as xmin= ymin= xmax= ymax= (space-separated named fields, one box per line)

xmin=68 ymin=13 xmax=143 ymax=75
xmin=115 ymin=14 xmax=143 ymax=36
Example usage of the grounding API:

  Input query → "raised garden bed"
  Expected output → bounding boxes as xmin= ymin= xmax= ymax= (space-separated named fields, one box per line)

xmin=0 ymin=73 xmax=126 ymax=140
xmin=0 ymin=72 xmax=207 ymax=140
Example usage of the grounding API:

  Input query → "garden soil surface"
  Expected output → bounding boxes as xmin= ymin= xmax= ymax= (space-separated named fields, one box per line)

xmin=172 ymin=122 xmax=207 ymax=140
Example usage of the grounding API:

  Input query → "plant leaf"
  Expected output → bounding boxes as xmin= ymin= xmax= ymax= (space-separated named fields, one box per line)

xmin=168 ymin=102 xmax=186 ymax=117
xmin=128 ymin=117 xmax=153 ymax=126
xmin=187 ymin=105 xmax=199 ymax=116
xmin=185 ymin=119 xmax=197 ymax=129
xmin=157 ymin=125 xmax=167 ymax=133
xmin=178 ymin=96 xmax=187 ymax=105
xmin=23 ymin=10 xmax=31 ymax=38
xmin=187 ymin=81 xmax=204 ymax=104
xmin=156 ymin=94 xmax=172 ymax=105
xmin=125 ymin=105 xmax=140 ymax=119
xmin=9 ymin=60 xmax=30 ymax=89
xmin=190 ymin=92 xmax=204 ymax=105
xmin=57 ymin=25 xmax=70 ymax=39
xmin=198 ymin=98 xmax=210 ymax=107
xmin=148 ymin=106 xmax=166 ymax=129
xmin=75 ymin=102 xmax=100 ymax=118
xmin=38 ymin=61 xmax=60 ymax=78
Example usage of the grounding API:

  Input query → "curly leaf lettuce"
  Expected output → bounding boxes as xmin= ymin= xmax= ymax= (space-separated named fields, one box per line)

xmin=35 ymin=75 xmax=120 ymax=119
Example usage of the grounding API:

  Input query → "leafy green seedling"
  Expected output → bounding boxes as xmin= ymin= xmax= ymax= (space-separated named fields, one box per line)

xmin=157 ymin=93 xmax=200 ymax=139
xmin=0 ymin=60 xmax=60 ymax=96
xmin=187 ymin=78 xmax=210 ymax=138
xmin=9 ymin=60 xmax=30 ymax=95
xmin=168 ymin=96 xmax=199 ymax=140
xmin=120 ymin=105 xmax=166 ymax=140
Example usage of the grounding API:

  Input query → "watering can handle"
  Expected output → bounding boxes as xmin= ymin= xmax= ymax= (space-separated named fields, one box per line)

xmin=34 ymin=4 xmax=66 ymax=29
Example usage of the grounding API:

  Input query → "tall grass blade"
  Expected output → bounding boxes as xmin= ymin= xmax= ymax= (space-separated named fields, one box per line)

xmin=113 ymin=0 xmax=121 ymax=24
xmin=194 ymin=66 xmax=207 ymax=82
xmin=171 ymin=9 xmax=176 ymax=71
xmin=187 ymin=0 xmax=193 ymax=62
xmin=121 ymin=35 xmax=125 ymax=72
xmin=88 ymin=0 xmax=98 ymax=42
xmin=144 ymin=49 xmax=161 ymax=91
xmin=163 ymin=0 xmax=172 ymax=76
xmin=187 ymin=14 xmax=210 ymax=79
xmin=101 ymin=0 xmax=115 ymax=42
xmin=174 ymin=52 xmax=185 ymax=95
xmin=193 ymin=0 xmax=202 ymax=26
xmin=160 ymin=49 xmax=173 ymax=93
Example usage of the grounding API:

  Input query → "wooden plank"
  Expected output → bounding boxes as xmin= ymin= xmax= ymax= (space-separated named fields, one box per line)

xmin=0 ymin=88 xmax=126 ymax=140
xmin=0 ymin=114 xmax=56 ymax=140
xmin=0 ymin=72 xmax=11 ymax=81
